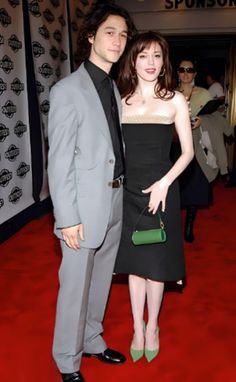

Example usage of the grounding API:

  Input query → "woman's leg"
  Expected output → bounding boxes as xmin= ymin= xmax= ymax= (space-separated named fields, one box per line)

xmin=128 ymin=274 xmax=146 ymax=349
xmin=145 ymin=279 xmax=164 ymax=350
xmin=185 ymin=205 xmax=198 ymax=243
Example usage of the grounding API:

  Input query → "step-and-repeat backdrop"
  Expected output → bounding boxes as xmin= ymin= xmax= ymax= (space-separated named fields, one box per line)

xmin=0 ymin=0 xmax=93 ymax=234
xmin=0 ymin=1 xmax=34 ymax=224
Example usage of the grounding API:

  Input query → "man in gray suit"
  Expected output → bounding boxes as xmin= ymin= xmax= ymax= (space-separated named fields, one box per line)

xmin=47 ymin=3 xmax=136 ymax=382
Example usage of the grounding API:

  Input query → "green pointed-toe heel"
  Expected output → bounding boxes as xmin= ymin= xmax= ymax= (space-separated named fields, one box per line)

xmin=130 ymin=346 xmax=144 ymax=362
xmin=130 ymin=322 xmax=146 ymax=362
xmin=144 ymin=347 xmax=159 ymax=363
xmin=144 ymin=327 xmax=160 ymax=363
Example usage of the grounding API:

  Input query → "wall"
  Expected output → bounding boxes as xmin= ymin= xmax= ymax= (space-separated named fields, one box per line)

xmin=116 ymin=0 xmax=236 ymax=34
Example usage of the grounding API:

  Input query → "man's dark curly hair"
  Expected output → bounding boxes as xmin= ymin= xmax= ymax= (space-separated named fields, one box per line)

xmin=76 ymin=2 xmax=137 ymax=67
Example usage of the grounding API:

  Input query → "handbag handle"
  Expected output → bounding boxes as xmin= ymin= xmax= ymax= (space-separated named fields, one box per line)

xmin=133 ymin=206 xmax=164 ymax=232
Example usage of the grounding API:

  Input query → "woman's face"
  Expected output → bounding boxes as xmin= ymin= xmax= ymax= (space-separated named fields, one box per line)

xmin=178 ymin=60 xmax=196 ymax=85
xmin=135 ymin=42 xmax=164 ymax=83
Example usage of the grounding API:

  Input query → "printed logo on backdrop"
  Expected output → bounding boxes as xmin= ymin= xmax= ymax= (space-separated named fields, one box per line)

xmin=60 ymin=50 xmax=68 ymax=62
xmin=36 ymin=80 xmax=45 ymax=94
xmin=14 ymin=120 xmax=27 ymax=138
xmin=39 ymin=25 xmax=50 ymax=40
xmin=43 ymin=8 xmax=55 ymax=23
xmin=2 ymin=100 xmax=17 ymax=118
xmin=29 ymin=1 xmax=41 ymax=17
xmin=0 ymin=34 xmax=4 ymax=45
xmin=0 ymin=199 xmax=4 ymax=208
xmin=58 ymin=14 xmax=66 ymax=27
xmin=8 ymin=34 xmax=22 ymax=53
xmin=50 ymin=46 xmax=59 ymax=60
xmin=40 ymin=100 xmax=50 ymax=115
xmin=0 ymin=78 xmax=7 ymax=95
xmin=32 ymin=41 xmax=45 ymax=58
xmin=50 ymin=0 xmax=60 ymax=8
xmin=40 ymin=99 xmax=49 ymax=115
xmin=71 ymin=22 xmax=78 ymax=32
xmin=0 ymin=123 xmax=10 ymax=142
xmin=0 ymin=8 xmax=12 ymax=27
xmin=11 ymin=78 xmax=24 ymax=95
xmin=0 ymin=169 xmax=13 ymax=187
xmin=8 ymin=0 xmax=20 ymax=8
xmin=17 ymin=162 xmax=30 ymax=178
xmin=53 ymin=29 xmax=62 ymax=43
xmin=0 ymin=55 xmax=14 ymax=74
xmin=5 ymin=144 xmax=20 ymax=162
xmin=8 ymin=186 xmax=23 ymax=204
xmin=38 ymin=63 xmax=53 ymax=78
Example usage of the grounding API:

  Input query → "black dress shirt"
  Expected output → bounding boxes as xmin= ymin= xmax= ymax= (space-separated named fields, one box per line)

xmin=84 ymin=59 xmax=124 ymax=179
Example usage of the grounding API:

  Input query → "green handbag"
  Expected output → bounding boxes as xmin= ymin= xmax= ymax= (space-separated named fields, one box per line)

xmin=132 ymin=206 xmax=167 ymax=246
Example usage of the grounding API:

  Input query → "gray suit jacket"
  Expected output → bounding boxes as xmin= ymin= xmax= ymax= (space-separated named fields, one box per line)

xmin=47 ymin=63 xmax=122 ymax=248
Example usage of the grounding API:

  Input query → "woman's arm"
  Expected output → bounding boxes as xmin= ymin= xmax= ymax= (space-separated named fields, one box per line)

xmin=168 ymin=92 xmax=194 ymax=181
xmin=143 ymin=92 xmax=194 ymax=213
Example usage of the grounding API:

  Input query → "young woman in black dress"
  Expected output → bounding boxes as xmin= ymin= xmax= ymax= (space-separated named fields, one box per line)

xmin=114 ymin=32 xmax=194 ymax=363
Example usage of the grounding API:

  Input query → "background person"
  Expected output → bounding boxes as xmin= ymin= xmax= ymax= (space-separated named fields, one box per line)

xmin=206 ymin=71 xmax=233 ymax=144
xmin=172 ymin=57 xmax=229 ymax=243
xmin=206 ymin=72 xmax=225 ymax=101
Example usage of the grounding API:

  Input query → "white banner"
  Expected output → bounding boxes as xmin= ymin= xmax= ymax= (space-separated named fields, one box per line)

xmin=0 ymin=1 xmax=34 ymax=225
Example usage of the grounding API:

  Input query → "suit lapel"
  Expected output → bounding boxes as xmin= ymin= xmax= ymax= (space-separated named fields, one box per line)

xmin=76 ymin=64 xmax=113 ymax=149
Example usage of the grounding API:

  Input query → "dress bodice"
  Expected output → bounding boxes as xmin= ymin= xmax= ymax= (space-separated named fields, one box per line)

xmin=122 ymin=117 xmax=174 ymax=192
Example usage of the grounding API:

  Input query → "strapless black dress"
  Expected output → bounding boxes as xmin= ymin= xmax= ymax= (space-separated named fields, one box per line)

xmin=114 ymin=121 xmax=185 ymax=282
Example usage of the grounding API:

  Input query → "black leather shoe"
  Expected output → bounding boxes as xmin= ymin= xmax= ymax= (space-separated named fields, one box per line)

xmin=61 ymin=371 xmax=84 ymax=382
xmin=83 ymin=348 xmax=126 ymax=365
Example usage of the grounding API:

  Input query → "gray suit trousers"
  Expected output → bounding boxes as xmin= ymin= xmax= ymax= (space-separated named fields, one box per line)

xmin=52 ymin=187 xmax=123 ymax=373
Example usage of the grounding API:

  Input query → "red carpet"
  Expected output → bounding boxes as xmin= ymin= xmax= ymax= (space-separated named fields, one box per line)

xmin=0 ymin=182 xmax=236 ymax=382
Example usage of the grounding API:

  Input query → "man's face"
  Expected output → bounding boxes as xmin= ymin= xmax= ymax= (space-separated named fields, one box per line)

xmin=206 ymin=75 xmax=213 ymax=86
xmin=88 ymin=14 xmax=128 ymax=73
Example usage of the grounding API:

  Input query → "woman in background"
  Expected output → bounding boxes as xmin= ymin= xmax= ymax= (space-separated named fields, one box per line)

xmin=172 ymin=57 xmax=227 ymax=242
xmin=114 ymin=32 xmax=193 ymax=363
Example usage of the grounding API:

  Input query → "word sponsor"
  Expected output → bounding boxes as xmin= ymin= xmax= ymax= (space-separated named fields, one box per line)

xmin=165 ymin=0 xmax=236 ymax=9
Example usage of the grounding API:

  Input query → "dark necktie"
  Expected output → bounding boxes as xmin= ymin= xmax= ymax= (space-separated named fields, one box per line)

xmin=108 ymin=78 xmax=125 ymax=176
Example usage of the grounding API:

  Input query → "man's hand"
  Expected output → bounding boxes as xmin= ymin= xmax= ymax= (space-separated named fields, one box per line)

xmin=61 ymin=224 xmax=84 ymax=250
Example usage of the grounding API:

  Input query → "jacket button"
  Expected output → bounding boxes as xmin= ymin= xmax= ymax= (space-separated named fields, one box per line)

xmin=109 ymin=159 xmax=114 ymax=164
xmin=74 ymin=146 xmax=80 ymax=155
